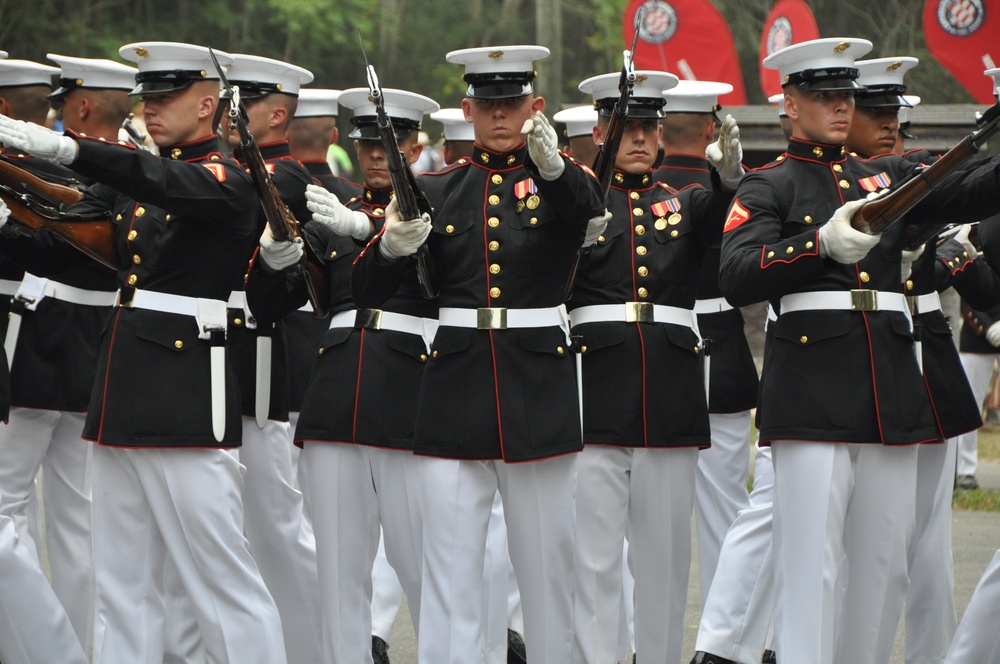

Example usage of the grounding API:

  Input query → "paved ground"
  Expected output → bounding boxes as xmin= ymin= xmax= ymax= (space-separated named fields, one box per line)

xmin=381 ymin=459 xmax=1000 ymax=664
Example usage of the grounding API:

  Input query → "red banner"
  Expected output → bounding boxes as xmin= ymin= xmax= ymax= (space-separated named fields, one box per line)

xmin=923 ymin=0 xmax=998 ymax=103
xmin=758 ymin=0 xmax=820 ymax=99
xmin=623 ymin=0 xmax=746 ymax=105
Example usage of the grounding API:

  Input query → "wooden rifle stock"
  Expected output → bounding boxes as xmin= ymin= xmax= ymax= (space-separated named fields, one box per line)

xmin=0 ymin=158 xmax=118 ymax=268
xmin=850 ymin=99 xmax=1000 ymax=250
xmin=211 ymin=48 xmax=329 ymax=316
xmin=360 ymin=37 xmax=438 ymax=299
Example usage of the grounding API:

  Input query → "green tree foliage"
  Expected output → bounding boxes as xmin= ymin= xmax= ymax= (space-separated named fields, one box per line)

xmin=0 ymin=0 xmax=977 ymax=112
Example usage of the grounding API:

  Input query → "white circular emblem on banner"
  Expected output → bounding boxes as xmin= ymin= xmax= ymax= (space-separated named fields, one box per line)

xmin=937 ymin=0 xmax=985 ymax=36
xmin=638 ymin=1 xmax=678 ymax=44
xmin=767 ymin=17 xmax=793 ymax=55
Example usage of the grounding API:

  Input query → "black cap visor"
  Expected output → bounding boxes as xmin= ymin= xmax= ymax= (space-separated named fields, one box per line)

xmin=463 ymin=72 xmax=534 ymax=99
xmin=785 ymin=67 xmax=862 ymax=92
xmin=129 ymin=69 xmax=210 ymax=97
xmin=595 ymin=96 xmax=666 ymax=119
xmin=349 ymin=115 xmax=420 ymax=140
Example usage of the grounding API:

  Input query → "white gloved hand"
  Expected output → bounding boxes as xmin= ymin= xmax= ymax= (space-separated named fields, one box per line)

xmin=987 ymin=321 xmax=1000 ymax=347
xmin=259 ymin=224 xmax=303 ymax=271
xmin=0 ymin=114 xmax=78 ymax=165
xmin=379 ymin=197 xmax=432 ymax=261
xmin=818 ymin=198 xmax=881 ymax=264
xmin=305 ymin=184 xmax=371 ymax=240
xmin=705 ymin=114 xmax=744 ymax=189
xmin=953 ymin=223 xmax=978 ymax=258
xmin=583 ymin=210 xmax=612 ymax=247
xmin=521 ymin=111 xmax=564 ymax=180
xmin=0 ymin=199 xmax=8 ymax=230
xmin=900 ymin=244 xmax=925 ymax=282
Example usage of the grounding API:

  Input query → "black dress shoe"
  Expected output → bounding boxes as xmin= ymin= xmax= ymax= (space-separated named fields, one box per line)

xmin=372 ymin=635 xmax=391 ymax=664
xmin=507 ymin=629 xmax=527 ymax=664
xmin=762 ymin=649 xmax=777 ymax=663
xmin=690 ymin=652 xmax=739 ymax=664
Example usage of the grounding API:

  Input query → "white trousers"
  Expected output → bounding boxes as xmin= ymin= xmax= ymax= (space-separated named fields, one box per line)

xmin=945 ymin=548 xmax=1000 ymax=663
xmin=484 ymin=491 xmax=513 ymax=664
xmin=239 ymin=417 xmax=323 ymax=664
xmin=695 ymin=410 xmax=753 ymax=603
xmin=898 ymin=438 xmax=958 ymax=664
xmin=696 ymin=440 xmax=776 ymax=664
xmin=956 ymin=352 xmax=995 ymax=476
xmin=572 ymin=445 xmax=697 ymax=664
xmin=0 ymin=511 xmax=88 ymax=664
xmin=772 ymin=441 xmax=916 ymax=664
xmin=371 ymin=532 xmax=404 ymax=643
xmin=418 ymin=454 xmax=578 ymax=664
xmin=305 ymin=443 xmax=424 ymax=664
xmin=91 ymin=445 xmax=286 ymax=664
xmin=0 ymin=407 xmax=93 ymax=650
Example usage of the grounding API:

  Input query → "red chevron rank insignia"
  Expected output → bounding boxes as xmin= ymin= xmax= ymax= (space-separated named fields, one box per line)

xmin=202 ymin=163 xmax=227 ymax=182
xmin=724 ymin=199 xmax=750 ymax=232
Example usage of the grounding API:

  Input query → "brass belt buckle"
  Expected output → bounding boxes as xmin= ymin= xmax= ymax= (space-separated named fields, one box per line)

xmin=905 ymin=295 xmax=917 ymax=315
xmin=850 ymin=289 xmax=878 ymax=311
xmin=625 ymin=302 xmax=654 ymax=323
xmin=116 ymin=286 xmax=135 ymax=308
xmin=358 ymin=308 xmax=383 ymax=330
xmin=477 ymin=307 xmax=507 ymax=330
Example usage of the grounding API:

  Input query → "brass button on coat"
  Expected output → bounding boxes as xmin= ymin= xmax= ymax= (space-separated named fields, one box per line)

xmin=636 ymin=246 xmax=647 ymax=256
xmin=635 ymin=225 xmax=646 ymax=236
xmin=489 ymin=240 xmax=500 ymax=251
xmin=490 ymin=287 xmax=501 ymax=298
xmin=127 ymin=230 xmax=138 ymax=240
xmin=637 ymin=287 xmax=648 ymax=298
xmin=489 ymin=264 xmax=501 ymax=274
xmin=489 ymin=194 xmax=500 ymax=205
xmin=488 ymin=217 xmax=500 ymax=227
xmin=127 ymin=274 xmax=138 ymax=285
xmin=637 ymin=266 xmax=648 ymax=277
xmin=860 ymin=271 xmax=870 ymax=283
xmin=492 ymin=174 xmax=503 ymax=185
xmin=132 ymin=254 xmax=142 ymax=265
xmin=174 ymin=340 xmax=183 ymax=349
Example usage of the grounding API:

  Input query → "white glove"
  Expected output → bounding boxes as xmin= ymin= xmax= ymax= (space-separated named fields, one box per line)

xmin=900 ymin=244 xmax=925 ymax=282
xmin=0 ymin=199 xmax=8 ymax=230
xmin=705 ymin=114 xmax=744 ymax=189
xmin=818 ymin=198 xmax=881 ymax=264
xmin=583 ymin=210 xmax=611 ymax=247
xmin=521 ymin=111 xmax=564 ymax=180
xmin=379 ymin=197 xmax=432 ymax=261
xmin=987 ymin=321 xmax=1000 ymax=347
xmin=259 ymin=224 xmax=303 ymax=271
xmin=305 ymin=184 xmax=372 ymax=240
xmin=953 ymin=224 xmax=978 ymax=258
xmin=0 ymin=114 xmax=78 ymax=165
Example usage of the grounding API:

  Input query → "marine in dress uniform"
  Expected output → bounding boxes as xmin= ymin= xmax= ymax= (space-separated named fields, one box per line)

xmin=352 ymin=45 xmax=606 ymax=664
xmin=0 ymin=55 xmax=125 ymax=654
xmin=432 ymin=103 xmax=530 ymax=664
xmin=692 ymin=96 xmax=794 ymax=664
xmin=0 ymin=199 xmax=88 ymax=664
xmin=253 ymin=87 xmax=438 ymax=664
xmin=945 ymin=72 xmax=1000 ymax=659
xmin=568 ymin=70 xmax=742 ymax=664
xmin=845 ymin=56 xmax=1000 ymax=664
xmin=718 ymin=38 xmax=1000 ymax=664
xmin=288 ymin=87 xmax=405 ymax=664
xmin=656 ymin=78 xmax=761 ymax=607
xmin=0 ymin=42 xmax=288 ymax=664
xmin=216 ymin=52 xmax=325 ymax=664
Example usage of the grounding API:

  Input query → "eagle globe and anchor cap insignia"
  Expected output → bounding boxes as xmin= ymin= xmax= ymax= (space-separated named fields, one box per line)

xmin=767 ymin=17 xmax=793 ymax=56
xmin=937 ymin=0 xmax=985 ymax=36
xmin=636 ymin=1 xmax=678 ymax=44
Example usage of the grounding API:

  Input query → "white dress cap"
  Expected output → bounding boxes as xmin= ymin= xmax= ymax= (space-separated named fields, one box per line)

xmin=763 ymin=37 xmax=872 ymax=90
xmin=338 ymin=87 xmax=440 ymax=140
xmin=768 ymin=92 xmax=787 ymax=118
xmin=446 ymin=45 xmax=550 ymax=99
xmin=553 ymin=105 xmax=598 ymax=138
xmin=579 ymin=70 xmax=679 ymax=118
xmin=294 ymin=89 xmax=342 ymax=118
xmin=985 ymin=68 xmax=1000 ymax=97
xmin=0 ymin=59 xmax=58 ymax=88
xmin=430 ymin=108 xmax=475 ymax=142
xmin=898 ymin=95 xmax=920 ymax=138
xmin=47 ymin=54 xmax=137 ymax=100
xmin=226 ymin=53 xmax=313 ymax=98
xmin=663 ymin=80 xmax=733 ymax=113
xmin=119 ymin=42 xmax=233 ymax=95
xmin=854 ymin=57 xmax=918 ymax=108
